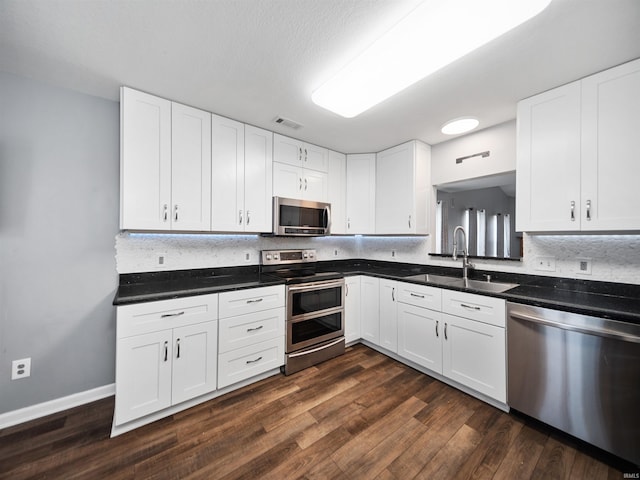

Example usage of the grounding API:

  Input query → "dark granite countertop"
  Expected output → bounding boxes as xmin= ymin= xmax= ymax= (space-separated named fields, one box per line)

xmin=113 ymin=259 xmax=640 ymax=325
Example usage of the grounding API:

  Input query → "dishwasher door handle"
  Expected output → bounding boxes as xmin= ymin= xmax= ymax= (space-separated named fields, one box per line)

xmin=509 ymin=311 xmax=640 ymax=344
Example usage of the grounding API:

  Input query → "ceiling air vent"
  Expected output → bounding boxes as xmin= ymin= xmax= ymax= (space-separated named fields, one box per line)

xmin=273 ymin=116 xmax=303 ymax=130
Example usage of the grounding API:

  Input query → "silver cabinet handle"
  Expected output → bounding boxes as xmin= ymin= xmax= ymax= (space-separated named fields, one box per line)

xmin=461 ymin=303 xmax=481 ymax=311
xmin=247 ymin=325 xmax=264 ymax=332
xmin=347 ymin=218 xmax=351 ymax=229
xmin=408 ymin=214 xmax=412 ymax=229
xmin=436 ymin=320 xmax=439 ymax=338
xmin=570 ymin=201 xmax=575 ymax=221
xmin=174 ymin=205 xmax=178 ymax=222
xmin=176 ymin=338 xmax=180 ymax=359
xmin=410 ymin=293 xmax=425 ymax=299
xmin=586 ymin=199 xmax=591 ymax=221
xmin=246 ymin=356 xmax=263 ymax=364
xmin=444 ymin=323 xmax=448 ymax=340
xmin=164 ymin=341 xmax=168 ymax=362
xmin=391 ymin=287 xmax=395 ymax=302
xmin=163 ymin=204 xmax=168 ymax=222
xmin=304 ymin=148 xmax=308 ymax=162
xmin=299 ymin=147 xmax=303 ymax=162
xmin=161 ymin=311 xmax=185 ymax=318
xmin=299 ymin=178 xmax=303 ymax=190
xmin=246 ymin=210 xmax=250 ymax=225
xmin=304 ymin=178 xmax=308 ymax=191
xmin=345 ymin=284 xmax=349 ymax=296
xmin=239 ymin=210 xmax=243 ymax=225
xmin=246 ymin=298 xmax=264 ymax=304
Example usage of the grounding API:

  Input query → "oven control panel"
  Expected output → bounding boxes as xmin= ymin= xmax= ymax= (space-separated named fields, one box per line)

xmin=261 ymin=249 xmax=316 ymax=265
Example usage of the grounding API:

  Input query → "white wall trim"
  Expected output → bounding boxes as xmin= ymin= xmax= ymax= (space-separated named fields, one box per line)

xmin=0 ymin=384 xmax=115 ymax=430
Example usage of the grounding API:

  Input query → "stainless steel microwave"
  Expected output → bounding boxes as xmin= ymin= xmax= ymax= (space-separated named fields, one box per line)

xmin=272 ymin=197 xmax=331 ymax=236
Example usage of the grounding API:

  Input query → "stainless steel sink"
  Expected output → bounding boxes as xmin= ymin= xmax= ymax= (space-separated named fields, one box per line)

xmin=404 ymin=274 xmax=518 ymax=293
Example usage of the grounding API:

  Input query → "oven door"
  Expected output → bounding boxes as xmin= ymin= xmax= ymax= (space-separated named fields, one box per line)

xmin=287 ymin=309 xmax=344 ymax=352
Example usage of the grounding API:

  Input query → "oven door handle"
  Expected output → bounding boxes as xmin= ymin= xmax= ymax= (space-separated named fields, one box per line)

xmin=287 ymin=279 xmax=344 ymax=293
xmin=288 ymin=337 xmax=344 ymax=358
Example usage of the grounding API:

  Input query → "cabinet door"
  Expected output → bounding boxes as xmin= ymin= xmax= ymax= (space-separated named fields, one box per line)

xmin=120 ymin=87 xmax=172 ymax=230
xmin=397 ymin=303 xmax=442 ymax=373
xmin=442 ymin=313 xmax=506 ymax=402
xmin=360 ymin=276 xmax=380 ymax=345
xmin=303 ymin=169 xmax=328 ymax=202
xmin=171 ymin=321 xmax=218 ymax=405
xmin=115 ymin=330 xmax=173 ymax=425
xmin=376 ymin=142 xmax=415 ymax=234
xmin=244 ymin=125 xmax=273 ymax=232
xmin=211 ymin=114 xmax=245 ymax=231
xmin=379 ymin=279 xmax=397 ymax=353
xmin=327 ymin=150 xmax=347 ymax=234
xmin=516 ymin=82 xmax=582 ymax=232
xmin=581 ymin=59 xmax=640 ymax=230
xmin=346 ymin=154 xmax=376 ymax=234
xmin=273 ymin=133 xmax=303 ymax=167
xmin=273 ymin=162 xmax=303 ymax=200
xmin=304 ymin=143 xmax=329 ymax=172
xmin=344 ymin=276 xmax=361 ymax=343
xmin=171 ymin=103 xmax=212 ymax=231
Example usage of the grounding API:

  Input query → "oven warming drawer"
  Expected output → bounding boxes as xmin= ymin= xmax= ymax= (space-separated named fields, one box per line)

xmin=507 ymin=302 xmax=640 ymax=465
xmin=284 ymin=336 xmax=345 ymax=376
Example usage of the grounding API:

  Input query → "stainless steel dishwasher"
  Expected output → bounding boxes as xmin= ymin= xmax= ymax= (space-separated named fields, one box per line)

xmin=507 ymin=302 xmax=640 ymax=466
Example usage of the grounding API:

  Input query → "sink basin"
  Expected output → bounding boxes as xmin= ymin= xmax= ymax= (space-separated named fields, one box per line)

xmin=404 ymin=274 xmax=518 ymax=293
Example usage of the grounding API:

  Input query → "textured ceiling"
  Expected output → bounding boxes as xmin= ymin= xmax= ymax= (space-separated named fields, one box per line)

xmin=1 ymin=0 xmax=640 ymax=153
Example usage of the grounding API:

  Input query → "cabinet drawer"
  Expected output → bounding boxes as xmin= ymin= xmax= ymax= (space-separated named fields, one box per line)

xmin=217 ymin=337 xmax=285 ymax=389
xmin=117 ymin=293 xmax=219 ymax=338
xmin=218 ymin=307 xmax=285 ymax=354
xmin=219 ymin=285 xmax=285 ymax=318
xmin=397 ymin=282 xmax=442 ymax=310
xmin=441 ymin=290 xmax=505 ymax=327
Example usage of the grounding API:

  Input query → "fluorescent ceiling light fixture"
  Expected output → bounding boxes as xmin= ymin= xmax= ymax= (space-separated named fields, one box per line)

xmin=441 ymin=117 xmax=479 ymax=135
xmin=312 ymin=0 xmax=552 ymax=118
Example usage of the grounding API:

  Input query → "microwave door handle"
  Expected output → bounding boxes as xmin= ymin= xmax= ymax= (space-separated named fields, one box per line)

xmin=325 ymin=206 xmax=331 ymax=232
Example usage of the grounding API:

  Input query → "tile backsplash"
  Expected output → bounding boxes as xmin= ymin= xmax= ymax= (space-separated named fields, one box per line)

xmin=115 ymin=232 xmax=640 ymax=285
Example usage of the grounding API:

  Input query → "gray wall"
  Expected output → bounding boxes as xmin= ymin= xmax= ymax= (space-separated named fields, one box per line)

xmin=0 ymin=72 xmax=119 ymax=414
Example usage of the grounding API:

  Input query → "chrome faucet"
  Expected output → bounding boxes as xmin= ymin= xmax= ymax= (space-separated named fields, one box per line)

xmin=452 ymin=225 xmax=474 ymax=281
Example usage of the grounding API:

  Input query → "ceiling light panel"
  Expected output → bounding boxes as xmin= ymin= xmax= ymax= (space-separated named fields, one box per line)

xmin=312 ymin=0 xmax=552 ymax=118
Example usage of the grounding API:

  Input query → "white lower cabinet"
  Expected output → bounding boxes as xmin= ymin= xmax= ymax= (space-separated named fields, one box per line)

xmin=379 ymin=279 xmax=398 ymax=353
xmin=114 ymin=293 xmax=219 ymax=426
xmin=395 ymin=282 xmax=506 ymax=404
xmin=360 ymin=276 xmax=380 ymax=345
xmin=217 ymin=286 xmax=285 ymax=389
xmin=344 ymin=276 xmax=361 ymax=343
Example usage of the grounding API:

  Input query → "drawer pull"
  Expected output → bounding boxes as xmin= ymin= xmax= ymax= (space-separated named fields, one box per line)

xmin=461 ymin=303 xmax=481 ymax=310
xmin=410 ymin=293 xmax=425 ymax=299
xmin=444 ymin=323 xmax=448 ymax=340
xmin=176 ymin=338 xmax=180 ymax=359
xmin=246 ymin=356 xmax=263 ymax=364
xmin=435 ymin=320 xmax=439 ymax=338
xmin=247 ymin=325 xmax=264 ymax=332
xmin=164 ymin=341 xmax=168 ymax=362
xmin=161 ymin=311 xmax=185 ymax=318
xmin=246 ymin=298 xmax=264 ymax=304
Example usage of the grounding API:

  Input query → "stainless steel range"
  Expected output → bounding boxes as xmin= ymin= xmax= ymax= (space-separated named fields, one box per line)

xmin=261 ymin=249 xmax=345 ymax=375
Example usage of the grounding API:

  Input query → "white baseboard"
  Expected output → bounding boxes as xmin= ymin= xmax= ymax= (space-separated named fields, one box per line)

xmin=0 ymin=384 xmax=115 ymax=430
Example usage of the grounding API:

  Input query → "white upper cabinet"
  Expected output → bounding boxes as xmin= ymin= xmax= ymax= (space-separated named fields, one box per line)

xmin=345 ymin=153 xmax=376 ymax=234
xmin=120 ymin=87 xmax=211 ymax=231
xmin=171 ymin=102 xmax=212 ymax=231
xmin=211 ymin=117 xmax=273 ymax=233
xmin=516 ymin=82 xmax=582 ymax=232
xmin=581 ymin=59 xmax=640 ymax=231
xmin=375 ymin=140 xmax=431 ymax=235
xmin=120 ymin=87 xmax=172 ymax=230
xmin=273 ymin=133 xmax=328 ymax=172
xmin=327 ymin=150 xmax=347 ymax=234
xmin=516 ymin=58 xmax=640 ymax=232
xmin=273 ymin=133 xmax=328 ymax=202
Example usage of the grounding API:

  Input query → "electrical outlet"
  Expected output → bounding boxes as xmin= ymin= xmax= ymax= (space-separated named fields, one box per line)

xmin=12 ymin=358 xmax=31 ymax=380
xmin=576 ymin=258 xmax=592 ymax=275
xmin=157 ymin=253 xmax=167 ymax=266
xmin=243 ymin=251 xmax=251 ymax=263
xmin=334 ymin=249 xmax=338 ymax=257
xmin=391 ymin=250 xmax=396 ymax=258
xmin=535 ymin=256 xmax=556 ymax=272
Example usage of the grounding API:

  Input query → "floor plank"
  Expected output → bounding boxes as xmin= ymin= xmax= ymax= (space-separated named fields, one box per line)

xmin=0 ymin=344 xmax=632 ymax=480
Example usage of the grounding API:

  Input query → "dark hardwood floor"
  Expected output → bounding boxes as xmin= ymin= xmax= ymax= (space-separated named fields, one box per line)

xmin=1 ymin=344 xmax=635 ymax=479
